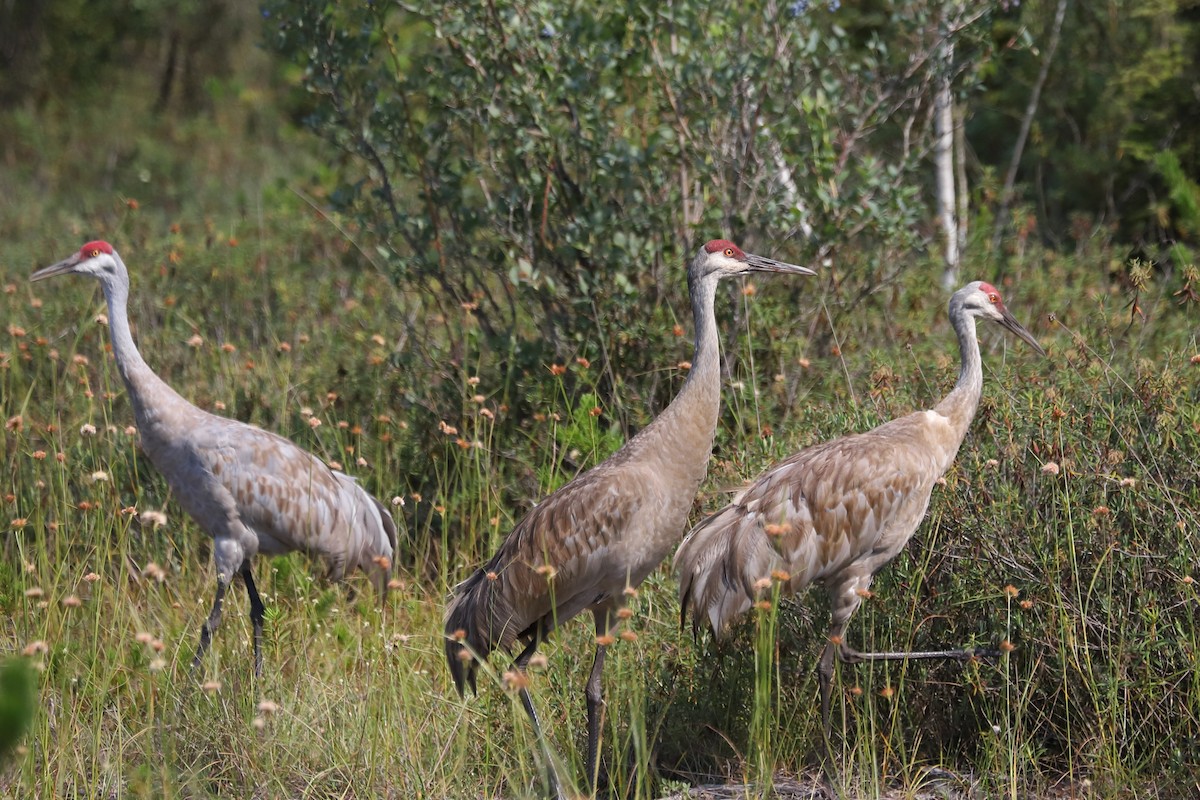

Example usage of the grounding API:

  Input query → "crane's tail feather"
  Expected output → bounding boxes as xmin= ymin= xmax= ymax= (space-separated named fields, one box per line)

xmin=674 ymin=504 xmax=780 ymax=637
xmin=444 ymin=568 xmax=513 ymax=697
xmin=332 ymin=472 xmax=397 ymax=598
xmin=366 ymin=493 xmax=398 ymax=597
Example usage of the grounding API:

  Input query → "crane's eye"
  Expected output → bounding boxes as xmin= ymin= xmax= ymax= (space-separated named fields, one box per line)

xmin=988 ymin=293 xmax=999 ymax=304
xmin=89 ymin=249 xmax=100 ymax=258
xmin=723 ymin=248 xmax=734 ymax=257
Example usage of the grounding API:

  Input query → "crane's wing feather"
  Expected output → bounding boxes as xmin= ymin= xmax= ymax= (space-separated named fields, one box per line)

xmin=676 ymin=412 xmax=946 ymax=635
xmin=178 ymin=417 xmax=394 ymax=578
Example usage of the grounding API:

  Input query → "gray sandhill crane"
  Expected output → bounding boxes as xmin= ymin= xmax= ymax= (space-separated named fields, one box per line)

xmin=674 ymin=280 xmax=1045 ymax=773
xmin=32 ymin=241 xmax=397 ymax=676
xmin=444 ymin=240 xmax=815 ymax=794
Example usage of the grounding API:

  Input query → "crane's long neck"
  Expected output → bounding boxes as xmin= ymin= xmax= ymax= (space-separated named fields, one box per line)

xmin=101 ymin=270 xmax=191 ymax=429
xmin=635 ymin=268 xmax=722 ymax=468
xmin=933 ymin=306 xmax=982 ymax=440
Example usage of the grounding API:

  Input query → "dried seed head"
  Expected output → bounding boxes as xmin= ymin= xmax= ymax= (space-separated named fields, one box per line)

xmin=485 ymin=571 xmax=498 ymax=582
xmin=764 ymin=522 xmax=790 ymax=537
xmin=143 ymin=562 xmax=166 ymax=582
xmin=1000 ymin=640 xmax=1017 ymax=653
xmin=257 ymin=699 xmax=280 ymax=715
xmin=22 ymin=640 xmax=48 ymax=656
xmin=529 ymin=654 xmax=549 ymax=670
xmin=502 ymin=670 xmax=529 ymax=691
xmin=622 ymin=586 xmax=638 ymax=598
xmin=619 ymin=630 xmax=638 ymax=642
xmin=595 ymin=634 xmax=616 ymax=646
xmin=251 ymin=716 xmax=266 ymax=730
xmin=62 ymin=594 xmax=81 ymax=608
xmin=24 ymin=587 xmax=43 ymax=598
xmin=879 ymin=686 xmax=895 ymax=699
xmin=372 ymin=555 xmax=392 ymax=570
xmin=135 ymin=631 xmax=154 ymax=645
xmin=616 ymin=608 xmax=633 ymax=620
xmin=535 ymin=564 xmax=558 ymax=580
xmin=1041 ymin=461 xmax=1060 ymax=476
xmin=386 ymin=579 xmax=405 ymax=590
xmin=1003 ymin=585 xmax=1019 ymax=598
xmin=754 ymin=600 xmax=772 ymax=611
xmin=752 ymin=577 xmax=772 ymax=592
xmin=202 ymin=680 xmax=222 ymax=693
xmin=83 ymin=572 xmax=100 ymax=583
xmin=149 ymin=658 xmax=166 ymax=672
xmin=451 ymin=629 xmax=467 ymax=642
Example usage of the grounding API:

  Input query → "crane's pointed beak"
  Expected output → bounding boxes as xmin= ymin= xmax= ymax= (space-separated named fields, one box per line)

xmin=30 ymin=255 xmax=81 ymax=282
xmin=997 ymin=306 xmax=1046 ymax=356
xmin=743 ymin=252 xmax=817 ymax=276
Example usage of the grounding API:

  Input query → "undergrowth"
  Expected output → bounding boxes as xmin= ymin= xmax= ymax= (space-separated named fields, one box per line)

xmin=2 ymin=33 xmax=1200 ymax=800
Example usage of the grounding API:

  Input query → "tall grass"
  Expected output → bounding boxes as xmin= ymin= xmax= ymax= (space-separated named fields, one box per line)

xmin=3 ymin=42 xmax=1200 ymax=800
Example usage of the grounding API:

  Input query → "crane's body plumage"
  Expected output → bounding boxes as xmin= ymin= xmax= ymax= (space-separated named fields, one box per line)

xmin=33 ymin=241 xmax=396 ymax=674
xmin=674 ymin=280 xmax=1044 ymax=777
xmin=448 ymin=357 xmax=719 ymax=669
xmin=678 ymin=406 xmax=963 ymax=636
xmin=444 ymin=240 xmax=814 ymax=793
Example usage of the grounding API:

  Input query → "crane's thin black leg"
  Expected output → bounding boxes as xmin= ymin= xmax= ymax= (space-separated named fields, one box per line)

xmin=817 ymin=637 xmax=838 ymax=789
xmin=838 ymin=643 xmax=998 ymax=664
xmin=585 ymin=609 xmax=612 ymax=794
xmin=512 ymin=637 xmax=567 ymax=800
xmin=513 ymin=637 xmax=545 ymax=738
xmin=241 ymin=562 xmax=266 ymax=678
xmin=817 ymin=610 xmax=994 ymax=797
xmin=192 ymin=579 xmax=228 ymax=673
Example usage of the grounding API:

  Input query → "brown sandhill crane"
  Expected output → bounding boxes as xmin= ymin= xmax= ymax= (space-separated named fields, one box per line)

xmin=444 ymin=240 xmax=815 ymax=794
xmin=674 ymin=280 xmax=1045 ymax=774
xmin=32 ymin=241 xmax=397 ymax=676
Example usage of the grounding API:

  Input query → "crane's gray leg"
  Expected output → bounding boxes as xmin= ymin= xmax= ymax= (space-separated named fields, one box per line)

xmin=240 ymin=562 xmax=266 ymax=678
xmin=585 ymin=608 xmax=613 ymax=793
xmin=513 ymin=637 xmax=546 ymax=740
xmin=512 ymin=637 xmax=567 ymax=800
xmin=818 ymin=573 xmax=996 ymax=791
xmin=192 ymin=578 xmax=229 ymax=673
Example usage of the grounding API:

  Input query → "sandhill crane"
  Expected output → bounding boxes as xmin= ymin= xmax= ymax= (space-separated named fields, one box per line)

xmin=674 ymin=280 xmax=1045 ymax=774
xmin=32 ymin=241 xmax=397 ymax=676
xmin=444 ymin=240 xmax=815 ymax=794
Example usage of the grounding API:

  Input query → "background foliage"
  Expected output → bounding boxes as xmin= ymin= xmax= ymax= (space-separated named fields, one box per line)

xmin=1 ymin=0 xmax=1199 ymax=797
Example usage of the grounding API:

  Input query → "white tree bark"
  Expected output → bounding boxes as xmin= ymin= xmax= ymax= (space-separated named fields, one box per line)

xmin=934 ymin=52 xmax=959 ymax=290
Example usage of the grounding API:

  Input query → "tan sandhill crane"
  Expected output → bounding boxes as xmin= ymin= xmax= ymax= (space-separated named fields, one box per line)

xmin=32 ymin=241 xmax=397 ymax=676
xmin=444 ymin=240 xmax=815 ymax=794
xmin=674 ymin=280 xmax=1045 ymax=774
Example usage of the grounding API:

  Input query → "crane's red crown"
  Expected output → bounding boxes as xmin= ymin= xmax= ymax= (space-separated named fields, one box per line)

xmin=703 ymin=239 xmax=744 ymax=259
xmin=978 ymin=281 xmax=1003 ymax=305
xmin=80 ymin=240 xmax=114 ymax=258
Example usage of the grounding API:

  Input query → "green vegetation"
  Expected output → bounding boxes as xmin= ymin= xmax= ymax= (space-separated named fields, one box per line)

xmin=2 ymin=1 xmax=1200 ymax=798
